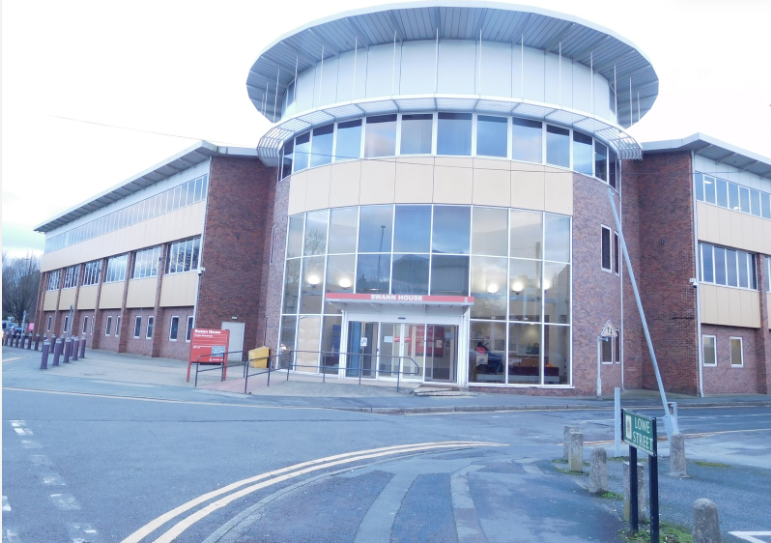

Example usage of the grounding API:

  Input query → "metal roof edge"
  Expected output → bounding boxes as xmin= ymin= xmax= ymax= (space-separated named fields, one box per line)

xmin=641 ymin=133 xmax=771 ymax=172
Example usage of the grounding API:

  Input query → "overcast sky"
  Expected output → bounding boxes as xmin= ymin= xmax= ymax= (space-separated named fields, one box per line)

xmin=3 ymin=0 xmax=770 ymax=258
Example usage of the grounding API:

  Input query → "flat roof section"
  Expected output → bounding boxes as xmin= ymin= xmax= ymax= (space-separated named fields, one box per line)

xmin=248 ymin=1 xmax=658 ymax=129
xmin=34 ymin=142 xmax=259 ymax=234
xmin=642 ymin=133 xmax=771 ymax=180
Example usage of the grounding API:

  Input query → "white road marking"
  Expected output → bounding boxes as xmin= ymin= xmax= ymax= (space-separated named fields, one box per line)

xmin=9 ymin=421 xmax=26 ymax=428
xmin=50 ymin=493 xmax=81 ymax=510
xmin=119 ymin=441 xmax=501 ymax=543
xmin=523 ymin=465 xmax=544 ymax=475
xmin=41 ymin=474 xmax=66 ymax=486
xmin=2 ymin=496 xmax=10 ymax=511
xmin=13 ymin=428 xmax=33 ymax=436
xmin=20 ymin=440 xmax=41 ymax=449
xmin=730 ymin=532 xmax=771 ymax=543
xmin=4 ymin=528 xmax=22 ymax=542
xmin=67 ymin=523 xmax=100 ymax=543
xmin=3 ymin=357 xmax=22 ymax=363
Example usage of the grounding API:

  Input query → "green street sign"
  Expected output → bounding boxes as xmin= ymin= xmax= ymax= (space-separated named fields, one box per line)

xmin=622 ymin=410 xmax=657 ymax=456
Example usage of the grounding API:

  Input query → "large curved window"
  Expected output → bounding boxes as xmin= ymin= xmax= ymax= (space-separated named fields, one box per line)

xmin=279 ymin=204 xmax=571 ymax=386
xmin=280 ymin=113 xmax=619 ymax=189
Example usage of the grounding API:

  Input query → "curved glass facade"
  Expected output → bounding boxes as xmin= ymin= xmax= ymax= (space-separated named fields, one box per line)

xmin=280 ymin=204 xmax=572 ymax=386
xmin=280 ymin=113 xmax=618 ymax=188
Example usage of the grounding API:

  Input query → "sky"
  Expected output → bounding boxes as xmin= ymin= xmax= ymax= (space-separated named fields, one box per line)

xmin=3 ymin=0 xmax=770 ymax=258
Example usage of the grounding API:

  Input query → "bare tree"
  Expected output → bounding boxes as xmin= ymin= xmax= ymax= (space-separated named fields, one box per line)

xmin=2 ymin=253 xmax=41 ymax=325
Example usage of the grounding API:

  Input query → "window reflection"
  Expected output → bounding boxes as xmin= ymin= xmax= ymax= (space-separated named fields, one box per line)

xmin=472 ymin=207 xmax=508 ymax=257
xmin=512 ymin=118 xmax=542 ymax=163
xmin=508 ymin=323 xmax=541 ymax=384
xmin=431 ymin=255 xmax=469 ymax=296
xmin=546 ymin=125 xmax=570 ymax=168
xmin=294 ymin=132 xmax=310 ymax=172
xmin=328 ymin=207 xmax=358 ymax=254
xmin=311 ymin=125 xmax=334 ymax=167
xmin=336 ymin=120 xmax=362 ymax=161
xmin=477 ymin=116 xmax=507 ymax=158
xmin=300 ymin=256 xmax=325 ymax=314
xmin=392 ymin=254 xmax=429 ymax=294
xmin=572 ymin=131 xmax=593 ymax=176
xmin=304 ymin=210 xmax=328 ymax=256
xmin=358 ymin=206 xmax=393 ymax=253
xmin=433 ymin=206 xmax=470 ymax=254
xmin=509 ymin=258 xmax=541 ymax=321
xmin=356 ymin=254 xmax=391 ymax=293
xmin=544 ymin=214 xmax=570 ymax=263
xmin=543 ymin=262 xmax=570 ymax=324
xmin=470 ymin=256 xmax=507 ymax=319
xmin=543 ymin=325 xmax=569 ymax=384
xmin=469 ymin=321 xmax=506 ymax=383
xmin=437 ymin=113 xmax=472 ymax=156
xmin=365 ymin=115 xmax=397 ymax=158
xmin=324 ymin=255 xmax=355 ymax=314
xmin=510 ymin=210 xmax=542 ymax=259
xmin=394 ymin=205 xmax=431 ymax=253
xmin=400 ymin=114 xmax=433 ymax=155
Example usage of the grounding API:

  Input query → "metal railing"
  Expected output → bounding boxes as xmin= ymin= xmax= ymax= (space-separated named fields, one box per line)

xmin=192 ymin=349 xmax=421 ymax=393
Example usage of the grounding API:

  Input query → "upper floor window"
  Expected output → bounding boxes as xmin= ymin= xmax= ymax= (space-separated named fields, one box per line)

xmin=166 ymin=237 xmax=201 ymax=274
xmin=47 ymin=270 xmax=61 ymax=291
xmin=700 ymin=243 xmax=756 ymax=289
xmin=82 ymin=260 xmax=102 ymax=286
xmin=133 ymin=246 xmax=162 ymax=279
xmin=62 ymin=265 xmax=80 ymax=289
xmin=696 ymin=173 xmax=771 ymax=220
xmin=105 ymin=254 xmax=128 ymax=283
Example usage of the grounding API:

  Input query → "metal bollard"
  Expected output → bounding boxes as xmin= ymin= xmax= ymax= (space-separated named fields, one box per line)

xmin=52 ymin=339 xmax=63 ymax=366
xmin=63 ymin=339 xmax=73 ymax=363
xmin=26 ymin=334 xmax=33 ymax=350
xmin=40 ymin=341 xmax=51 ymax=370
xmin=34 ymin=334 xmax=41 ymax=351
xmin=79 ymin=335 xmax=86 ymax=358
xmin=72 ymin=337 xmax=79 ymax=361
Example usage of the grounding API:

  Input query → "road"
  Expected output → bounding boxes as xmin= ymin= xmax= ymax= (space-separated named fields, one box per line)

xmin=2 ymin=349 xmax=771 ymax=542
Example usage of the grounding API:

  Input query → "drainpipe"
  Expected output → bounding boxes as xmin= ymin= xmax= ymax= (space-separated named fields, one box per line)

xmin=692 ymin=151 xmax=704 ymax=397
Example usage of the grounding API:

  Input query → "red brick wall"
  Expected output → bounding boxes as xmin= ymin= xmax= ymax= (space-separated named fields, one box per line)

xmin=122 ymin=309 xmax=156 ymax=358
xmin=701 ymin=324 xmax=762 ymax=394
xmin=624 ymin=152 xmax=699 ymax=395
xmin=155 ymin=307 xmax=194 ymax=360
xmin=196 ymin=156 xmax=276 ymax=359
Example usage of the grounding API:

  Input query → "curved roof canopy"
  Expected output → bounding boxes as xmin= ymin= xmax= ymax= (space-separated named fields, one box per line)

xmin=247 ymin=1 xmax=658 ymax=128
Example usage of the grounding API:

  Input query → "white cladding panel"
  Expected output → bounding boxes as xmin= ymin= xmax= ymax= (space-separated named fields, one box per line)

xmin=400 ymin=40 xmax=436 ymax=95
xmin=438 ymin=40 xmax=477 ymax=95
xmin=283 ymin=39 xmax=616 ymax=125
xmin=694 ymin=155 xmax=771 ymax=192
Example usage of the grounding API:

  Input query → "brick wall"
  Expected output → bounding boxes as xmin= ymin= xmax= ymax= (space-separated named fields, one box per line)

xmin=701 ymin=324 xmax=762 ymax=394
xmin=155 ymin=307 xmax=194 ymax=360
xmin=196 ymin=156 xmax=276 ymax=358
xmin=624 ymin=152 xmax=699 ymax=395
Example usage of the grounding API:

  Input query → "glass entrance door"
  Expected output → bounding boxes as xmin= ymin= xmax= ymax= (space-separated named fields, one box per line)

xmin=425 ymin=325 xmax=458 ymax=382
xmin=346 ymin=321 xmax=377 ymax=378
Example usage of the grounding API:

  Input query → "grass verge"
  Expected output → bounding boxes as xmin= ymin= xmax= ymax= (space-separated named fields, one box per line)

xmin=619 ymin=522 xmax=692 ymax=543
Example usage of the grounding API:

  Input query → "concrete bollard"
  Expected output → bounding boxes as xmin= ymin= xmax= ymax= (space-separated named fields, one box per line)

xmin=79 ymin=335 xmax=86 ymax=358
xmin=623 ymin=462 xmax=648 ymax=523
xmin=568 ymin=432 xmax=584 ymax=472
xmin=34 ymin=334 xmax=40 ymax=351
xmin=588 ymin=447 xmax=608 ymax=493
xmin=52 ymin=339 xmax=63 ymax=366
xmin=26 ymin=334 xmax=33 ymax=349
xmin=72 ymin=337 xmax=79 ymax=361
xmin=40 ymin=341 xmax=51 ymax=370
xmin=563 ymin=425 xmax=580 ymax=460
xmin=693 ymin=499 xmax=721 ymax=543
xmin=670 ymin=433 xmax=687 ymax=477
xmin=63 ymin=339 xmax=72 ymax=363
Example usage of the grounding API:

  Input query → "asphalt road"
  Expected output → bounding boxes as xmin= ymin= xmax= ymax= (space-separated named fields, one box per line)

xmin=2 ymin=349 xmax=771 ymax=542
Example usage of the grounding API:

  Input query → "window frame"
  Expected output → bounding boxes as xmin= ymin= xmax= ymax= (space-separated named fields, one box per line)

xmin=47 ymin=316 xmax=52 ymax=332
xmin=105 ymin=316 xmax=113 ymax=337
xmin=702 ymin=335 xmax=717 ymax=366
xmin=146 ymin=316 xmax=155 ymax=340
xmin=82 ymin=316 xmax=89 ymax=336
xmin=600 ymin=336 xmax=613 ymax=364
xmin=730 ymin=337 xmax=744 ymax=367
xmin=115 ymin=316 xmax=121 ymax=337
xmin=186 ymin=316 xmax=194 ymax=342
xmin=601 ymin=225 xmax=612 ymax=272
xmin=133 ymin=316 xmax=142 ymax=339
xmin=169 ymin=316 xmax=180 ymax=341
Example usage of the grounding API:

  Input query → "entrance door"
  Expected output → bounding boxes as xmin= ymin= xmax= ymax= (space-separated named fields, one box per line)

xmin=379 ymin=323 xmax=425 ymax=380
xmin=346 ymin=321 xmax=377 ymax=378
xmin=425 ymin=325 xmax=458 ymax=382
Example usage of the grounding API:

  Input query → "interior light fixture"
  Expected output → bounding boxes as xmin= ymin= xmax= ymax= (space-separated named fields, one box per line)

xmin=339 ymin=277 xmax=352 ymax=289
xmin=487 ymin=284 xmax=499 ymax=294
xmin=543 ymin=279 xmax=552 ymax=291
xmin=308 ymin=275 xmax=321 ymax=287
xmin=511 ymin=281 xmax=524 ymax=294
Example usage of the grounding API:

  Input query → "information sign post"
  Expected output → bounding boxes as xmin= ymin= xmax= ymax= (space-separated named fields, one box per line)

xmin=187 ymin=328 xmax=230 ymax=382
xmin=621 ymin=409 xmax=659 ymax=543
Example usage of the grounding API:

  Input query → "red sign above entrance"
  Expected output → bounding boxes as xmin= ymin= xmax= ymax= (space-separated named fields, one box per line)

xmin=187 ymin=328 xmax=230 ymax=382
xmin=325 ymin=293 xmax=474 ymax=305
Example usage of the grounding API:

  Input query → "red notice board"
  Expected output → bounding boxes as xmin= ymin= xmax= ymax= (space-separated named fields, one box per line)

xmin=187 ymin=328 xmax=230 ymax=382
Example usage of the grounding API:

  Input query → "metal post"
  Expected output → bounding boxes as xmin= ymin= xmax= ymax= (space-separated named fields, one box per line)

xmin=597 ymin=336 xmax=602 ymax=399
xmin=40 ymin=341 xmax=50 ymax=370
xmin=63 ymin=338 xmax=72 ymax=363
xmin=79 ymin=336 xmax=86 ymax=358
xmin=650 ymin=418 xmax=660 ymax=543
xmin=614 ymin=387 xmax=621 ymax=457
xmin=630 ymin=445 xmax=638 ymax=532
xmin=608 ymin=190 xmax=677 ymax=439
xmin=52 ymin=339 xmax=62 ymax=366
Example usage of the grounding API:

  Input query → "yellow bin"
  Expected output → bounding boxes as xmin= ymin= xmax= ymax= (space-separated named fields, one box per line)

xmin=249 ymin=346 xmax=270 ymax=368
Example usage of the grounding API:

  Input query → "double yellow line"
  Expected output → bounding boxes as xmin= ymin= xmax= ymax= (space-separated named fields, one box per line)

xmin=122 ymin=440 xmax=502 ymax=543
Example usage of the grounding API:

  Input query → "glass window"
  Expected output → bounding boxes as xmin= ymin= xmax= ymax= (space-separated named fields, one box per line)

xmin=471 ymin=207 xmax=508 ymax=256
xmin=430 ymin=255 xmax=469 ymax=296
xmin=282 ymin=259 xmax=301 ymax=314
xmin=601 ymin=336 xmax=613 ymax=362
xmin=572 ymin=131 xmax=593 ymax=176
xmin=543 ymin=325 xmax=569 ymax=384
xmin=286 ymin=215 xmax=304 ymax=259
xmin=300 ymin=256 xmax=325 ymax=314
xmin=511 ymin=118 xmax=542 ymax=163
xmin=730 ymin=337 xmax=743 ymax=366
xmin=509 ymin=211 xmax=542 ymax=259
xmin=358 ymin=206 xmax=393 ymax=253
xmin=714 ymin=246 xmax=726 ymax=285
xmin=728 ymin=182 xmax=739 ymax=210
xmin=739 ymin=186 xmax=750 ymax=213
xmin=82 ymin=316 xmax=89 ymax=335
xmin=392 ymin=254 xmax=429 ymax=295
xmin=186 ymin=316 xmax=194 ymax=342
xmin=365 ymin=115 xmax=397 ymax=158
xmin=324 ymin=254 xmax=355 ymax=314
xmin=716 ymin=178 xmax=728 ymax=208
xmin=146 ymin=316 xmax=154 ymax=339
xmin=105 ymin=317 xmax=112 ymax=336
xmin=761 ymin=192 xmax=771 ymax=219
xmin=469 ymin=321 xmax=506 ymax=383
xmin=594 ymin=141 xmax=608 ymax=182
xmin=304 ymin=210 xmax=328 ymax=256
xmin=476 ymin=115 xmax=507 ymax=158
xmin=601 ymin=227 xmax=612 ymax=271
xmin=703 ymin=176 xmax=716 ymax=204
xmin=310 ymin=124 xmax=334 ymax=168
xmin=320 ymin=316 xmax=343 ymax=373
xmin=613 ymin=233 xmax=620 ymax=274
xmin=703 ymin=335 xmax=717 ymax=365
xmin=546 ymin=125 xmax=570 ymax=168
xmin=356 ymin=254 xmax=391 ymax=293
xmin=165 ymin=237 xmax=200 ymax=274
xmin=437 ymin=113 xmax=472 ymax=156
xmin=738 ymin=252 xmax=749 ymax=289
xmin=278 ymin=316 xmax=298 ymax=367
xmin=169 ymin=316 xmax=179 ymax=341
xmin=281 ymin=140 xmax=294 ymax=179
xmin=115 ymin=316 xmax=121 ymax=337
xmin=701 ymin=244 xmax=714 ymax=283
xmin=508 ymin=322 xmax=541 ymax=384
xmin=134 ymin=317 xmax=142 ymax=338
xmin=328 ymin=207 xmax=358 ymax=254
xmin=544 ymin=214 xmax=570 ymax=263
xmin=432 ymin=206 xmax=470 ymax=254
xmin=750 ymin=189 xmax=761 ymax=216
xmin=293 ymin=132 xmax=310 ymax=173
xmin=393 ymin=205 xmax=431 ymax=253
xmin=543 ymin=262 xmax=570 ymax=324
xmin=509 ymin=258 xmax=541 ymax=322
xmin=725 ymin=249 xmax=738 ymax=287
xmin=335 ymin=120 xmax=362 ymax=161
xmin=400 ymin=114 xmax=433 ymax=155
xmin=470 ymin=256 xmax=507 ymax=319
